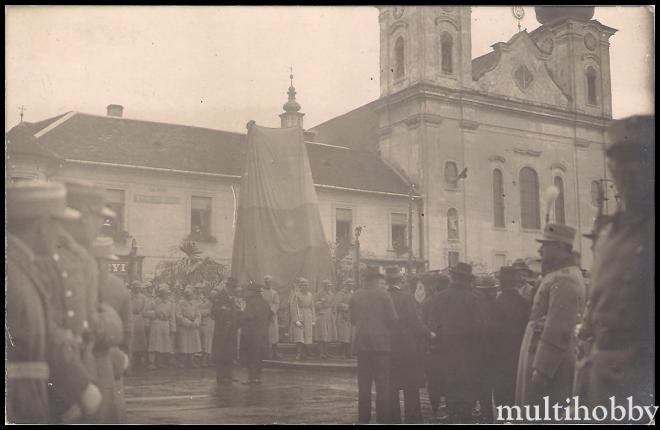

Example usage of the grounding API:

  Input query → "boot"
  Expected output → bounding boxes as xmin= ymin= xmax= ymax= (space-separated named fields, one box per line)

xmin=148 ymin=352 xmax=157 ymax=370
xmin=295 ymin=343 xmax=303 ymax=360
xmin=201 ymin=353 xmax=209 ymax=368
xmin=320 ymin=343 xmax=327 ymax=359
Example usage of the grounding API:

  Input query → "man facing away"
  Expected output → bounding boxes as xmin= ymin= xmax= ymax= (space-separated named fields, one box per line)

xmin=350 ymin=266 xmax=399 ymax=424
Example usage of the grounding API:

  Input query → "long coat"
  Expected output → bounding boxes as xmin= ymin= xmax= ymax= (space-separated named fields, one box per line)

xmin=145 ymin=298 xmax=176 ymax=353
xmin=289 ymin=291 xmax=315 ymax=344
xmin=176 ymin=299 xmax=202 ymax=354
xmin=333 ymin=288 xmax=353 ymax=343
xmin=197 ymin=297 xmax=215 ymax=355
xmin=130 ymin=292 xmax=148 ymax=353
xmin=261 ymin=288 xmax=280 ymax=345
xmin=240 ymin=293 xmax=273 ymax=355
xmin=349 ymin=287 xmax=398 ymax=353
xmin=493 ymin=289 xmax=530 ymax=407
xmin=515 ymin=264 xmax=586 ymax=407
xmin=574 ymin=213 xmax=654 ymax=410
xmin=211 ymin=289 xmax=241 ymax=364
xmin=6 ymin=234 xmax=92 ymax=424
xmin=426 ymin=283 xmax=483 ymax=403
xmin=388 ymin=286 xmax=432 ymax=389
xmin=314 ymin=289 xmax=337 ymax=342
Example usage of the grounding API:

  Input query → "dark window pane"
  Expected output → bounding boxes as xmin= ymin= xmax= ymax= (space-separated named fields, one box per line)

xmin=447 ymin=208 xmax=459 ymax=240
xmin=591 ymin=181 xmax=602 ymax=206
xmin=441 ymin=32 xmax=453 ymax=74
xmin=586 ymin=67 xmax=597 ymax=105
xmin=445 ymin=161 xmax=458 ymax=189
xmin=448 ymin=251 xmax=459 ymax=268
xmin=493 ymin=169 xmax=505 ymax=227
xmin=191 ymin=196 xmax=212 ymax=237
xmin=520 ymin=167 xmax=540 ymax=229
xmin=395 ymin=37 xmax=405 ymax=79
xmin=554 ymin=176 xmax=565 ymax=225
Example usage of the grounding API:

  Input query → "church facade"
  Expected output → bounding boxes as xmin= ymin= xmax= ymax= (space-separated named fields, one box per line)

xmin=7 ymin=6 xmax=618 ymax=277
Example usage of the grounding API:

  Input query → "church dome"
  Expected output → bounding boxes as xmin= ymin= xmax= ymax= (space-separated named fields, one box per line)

xmin=535 ymin=6 xmax=595 ymax=25
xmin=282 ymin=85 xmax=301 ymax=112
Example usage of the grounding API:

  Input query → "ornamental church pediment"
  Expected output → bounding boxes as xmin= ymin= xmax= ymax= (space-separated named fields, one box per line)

xmin=472 ymin=30 xmax=570 ymax=110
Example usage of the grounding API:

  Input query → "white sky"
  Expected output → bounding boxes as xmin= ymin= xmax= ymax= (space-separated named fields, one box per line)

xmin=5 ymin=6 xmax=655 ymax=133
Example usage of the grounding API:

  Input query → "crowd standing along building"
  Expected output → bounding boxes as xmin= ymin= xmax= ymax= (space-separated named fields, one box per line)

xmin=7 ymin=6 xmax=616 ymax=279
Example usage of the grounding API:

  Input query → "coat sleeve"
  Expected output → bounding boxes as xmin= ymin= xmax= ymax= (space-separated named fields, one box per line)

xmin=122 ymin=296 xmax=133 ymax=356
xmin=533 ymin=276 xmax=581 ymax=378
xmin=94 ymin=302 xmax=124 ymax=349
xmin=383 ymin=292 xmax=399 ymax=328
xmin=406 ymin=296 xmax=432 ymax=339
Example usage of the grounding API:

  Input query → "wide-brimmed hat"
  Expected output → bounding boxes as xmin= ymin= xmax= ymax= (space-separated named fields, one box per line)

xmin=90 ymin=236 xmax=119 ymax=261
xmin=320 ymin=279 xmax=333 ymax=288
xmin=536 ymin=223 xmax=576 ymax=247
xmin=606 ymin=115 xmax=654 ymax=160
xmin=7 ymin=181 xmax=81 ymax=221
xmin=449 ymin=262 xmax=474 ymax=279
xmin=263 ymin=275 xmax=274 ymax=282
xmin=130 ymin=280 xmax=147 ymax=289
xmin=342 ymin=278 xmax=355 ymax=288
xmin=157 ymin=283 xmax=171 ymax=294
xmin=64 ymin=179 xmax=117 ymax=218
xmin=364 ymin=266 xmax=385 ymax=280
xmin=385 ymin=266 xmax=403 ymax=281
xmin=297 ymin=277 xmax=310 ymax=287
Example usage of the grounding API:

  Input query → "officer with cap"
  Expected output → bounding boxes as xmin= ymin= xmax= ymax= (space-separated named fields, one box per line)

xmin=350 ymin=266 xmax=399 ymax=424
xmin=6 ymin=181 xmax=101 ymax=423
xmin=90 ymin=236 xmax=133 ymax=423
xmin=474 ymin=276 xmax=499 ymax=423
xmin=574 ymin=115 xmax=654 ymax=422
xmin=211 ymin=277 xmax=243 ymax=385
xmin=44 ymin=179 xmax=125 ymax=422
xmin=239 ymin=282 xmax=273 ymax=385
xmin=515 ymin=224 xmax=586 ymax=420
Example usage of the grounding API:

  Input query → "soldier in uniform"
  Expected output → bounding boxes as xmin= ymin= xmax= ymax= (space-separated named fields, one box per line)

xmin=261 ymin=275 xmax=281 ymax=359
xmin=350 ymin=266 xmax=399 ymax=424
xmin=314 ymin=279 xmax=337 ymax=359
xmin=333 ymin=278 xmax=355 ymax=359
xmin=42 ymin=180 xmax=124 ymax=423
xmin=197 ymin=283 xmax=215 ymax=367
xmin=426 ymin=262 xmax=482 ymax=424
xmin=574 ymin=115 xmax=654 ymax=422
xmin=129 ymin=281 xmax=150 ymax=368
xmin=6 ymin=181 xmax=102 ymax=424
xmin=145 ymin=284 xmax=177 ymax=369
xmin=515 ymin=224 xmax=586 ymax=420
xmin=176 ymin=286 xmax=202 ymax=368
xmin=386 ymin=267 xmax=436 ymax=424
xmin=90 ymin=236 xmax=132 ymax=423
xmin=211 ymin=277 xmax=243 ymax=384
xmin=492 ymin=267 xmax=530 ymax=410
xmin=289 ymin=278 xmax=316 ymax=360
xmin=474 ymin=276 xmax=499 ymax=423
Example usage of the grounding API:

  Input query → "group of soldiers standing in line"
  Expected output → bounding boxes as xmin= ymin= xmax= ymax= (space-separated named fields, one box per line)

xmin=348 ymin=115 xmax=654 ymax=424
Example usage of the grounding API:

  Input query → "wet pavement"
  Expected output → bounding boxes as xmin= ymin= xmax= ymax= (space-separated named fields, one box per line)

xmin=124 ymin=365 xmax=438 ymax=424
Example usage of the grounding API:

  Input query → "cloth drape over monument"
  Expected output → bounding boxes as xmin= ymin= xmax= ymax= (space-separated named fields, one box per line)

xmin=230 ymin=124 xmax=335 ymax=291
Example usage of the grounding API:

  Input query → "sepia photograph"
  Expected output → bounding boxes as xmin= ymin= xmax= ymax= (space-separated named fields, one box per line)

xmin=5 ymin=5 xmax=655 ymax=424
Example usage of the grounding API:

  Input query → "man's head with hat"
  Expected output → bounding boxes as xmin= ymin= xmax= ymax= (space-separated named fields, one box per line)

xmin=246 ymin=281 xmax=263 ymax=296
xmin=157 ymin=283 xmax=171 ymax=298
xmin=476 ymin=275 xmax=498 ymax=300
xmin=7 ymin=181 xmax=81 ymax=254
xmin=606 ymin=115 xmax=654 ymax=216
xmin=363 ymin=265 xmax=385 ymax=289
xmin=499 ymin=266 xmax=522 ymax=290
xmin=536 ymin=223 xmax=577 ymax=273
xmin=225 ymin=277 xmax=239 ymax=291
xmin=341 ymin=278 xmax=355 ymax=291
xmin=61 ymin=179 xmax=117 ymax=246
xmin=263 ymin=275 xmax=274 ymax=290
xmin=384 ymin=266 xmax=402 ymax=287
xmin=449 ymin=262 xmax=475 ymax=287
xmin=422 ymin=271 xmax=450 ymax=295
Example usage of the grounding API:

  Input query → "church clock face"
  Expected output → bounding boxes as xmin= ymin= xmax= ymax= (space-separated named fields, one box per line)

xmin=393 ymin=7 xmax=404 ymax=19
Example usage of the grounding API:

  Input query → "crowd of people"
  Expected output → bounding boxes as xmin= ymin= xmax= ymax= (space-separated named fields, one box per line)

xmin=6 ymin=115 xmax=653 ymax=425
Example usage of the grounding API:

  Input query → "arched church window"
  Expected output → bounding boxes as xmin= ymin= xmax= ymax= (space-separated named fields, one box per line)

xmin=590 ymin=180 xmax=602 ymax=207
xmin=394 ymin=37 xmax=405 ymax=79
xmin=493 ymin=169 xmax=505 ymax=227
xmin=447 ymin=208 xmax=459 ymax=240
xmin=441 ymin=32 xmax=453 ymax=74
xmin=520 ymin=167 xmax=540 ymax=229
xmin=586 ymin=66 xmax=598 ymax=105
xmin=444 ymin=161 xmax=458 ymax=189
xmin=554 ymin=176 xmax=566 ymax=225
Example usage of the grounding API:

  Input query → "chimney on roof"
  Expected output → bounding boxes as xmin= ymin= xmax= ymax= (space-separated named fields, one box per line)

xmin=106 ymin=104 xmax=124 ymax=118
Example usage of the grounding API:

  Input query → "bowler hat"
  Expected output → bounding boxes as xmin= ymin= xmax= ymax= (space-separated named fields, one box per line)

xmin=64 ymin=179 xmax=117 ymax=218
xmin=449 ymin=262 xmax=474 ymax=279
xmin=606 ymin=115 xmax=654 ymax=159
xmin=364 ymin=266 xmax=384 ymax=280
xmin=90 ymin=236 xmax=119 ymax=261
xmin=498 ymin=267 xmax=519 ymax=287
xmin=7 ymin=181 xmax=81 ymax=221
xmin=385 ymin=266 xmax=403 ymax=280
xmin=536 ymin=223 xmax=576 ymax=247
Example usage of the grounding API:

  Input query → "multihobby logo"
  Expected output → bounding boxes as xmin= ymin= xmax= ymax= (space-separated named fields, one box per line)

xmin=496 ymin=396 xmax=657 ymax=424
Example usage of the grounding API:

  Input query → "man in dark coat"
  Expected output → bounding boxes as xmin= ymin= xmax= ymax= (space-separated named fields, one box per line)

xmin=6 ymin=181 xmax=101 ymax=423
xmin=574 ymin=115 xmax=654 ymax=423
xmin=427 ymin=262 xmax=482 ymax=424
xmin=211 ymin=277 xmax=242 ymax=384
xmin=492 ymin=267 xmax=530 ymax=411
xmin=385 ymin=267 xmax=435 ymax=423
xmin=240 ymin=282 xmax=273 ymax=384
xmin=421 ymin=271 xmax=450 ymax=421
xmin=350 ymin=266 xmax=399 ymax=424
xmin=474 ymin=276 xmax=499 ymax=423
